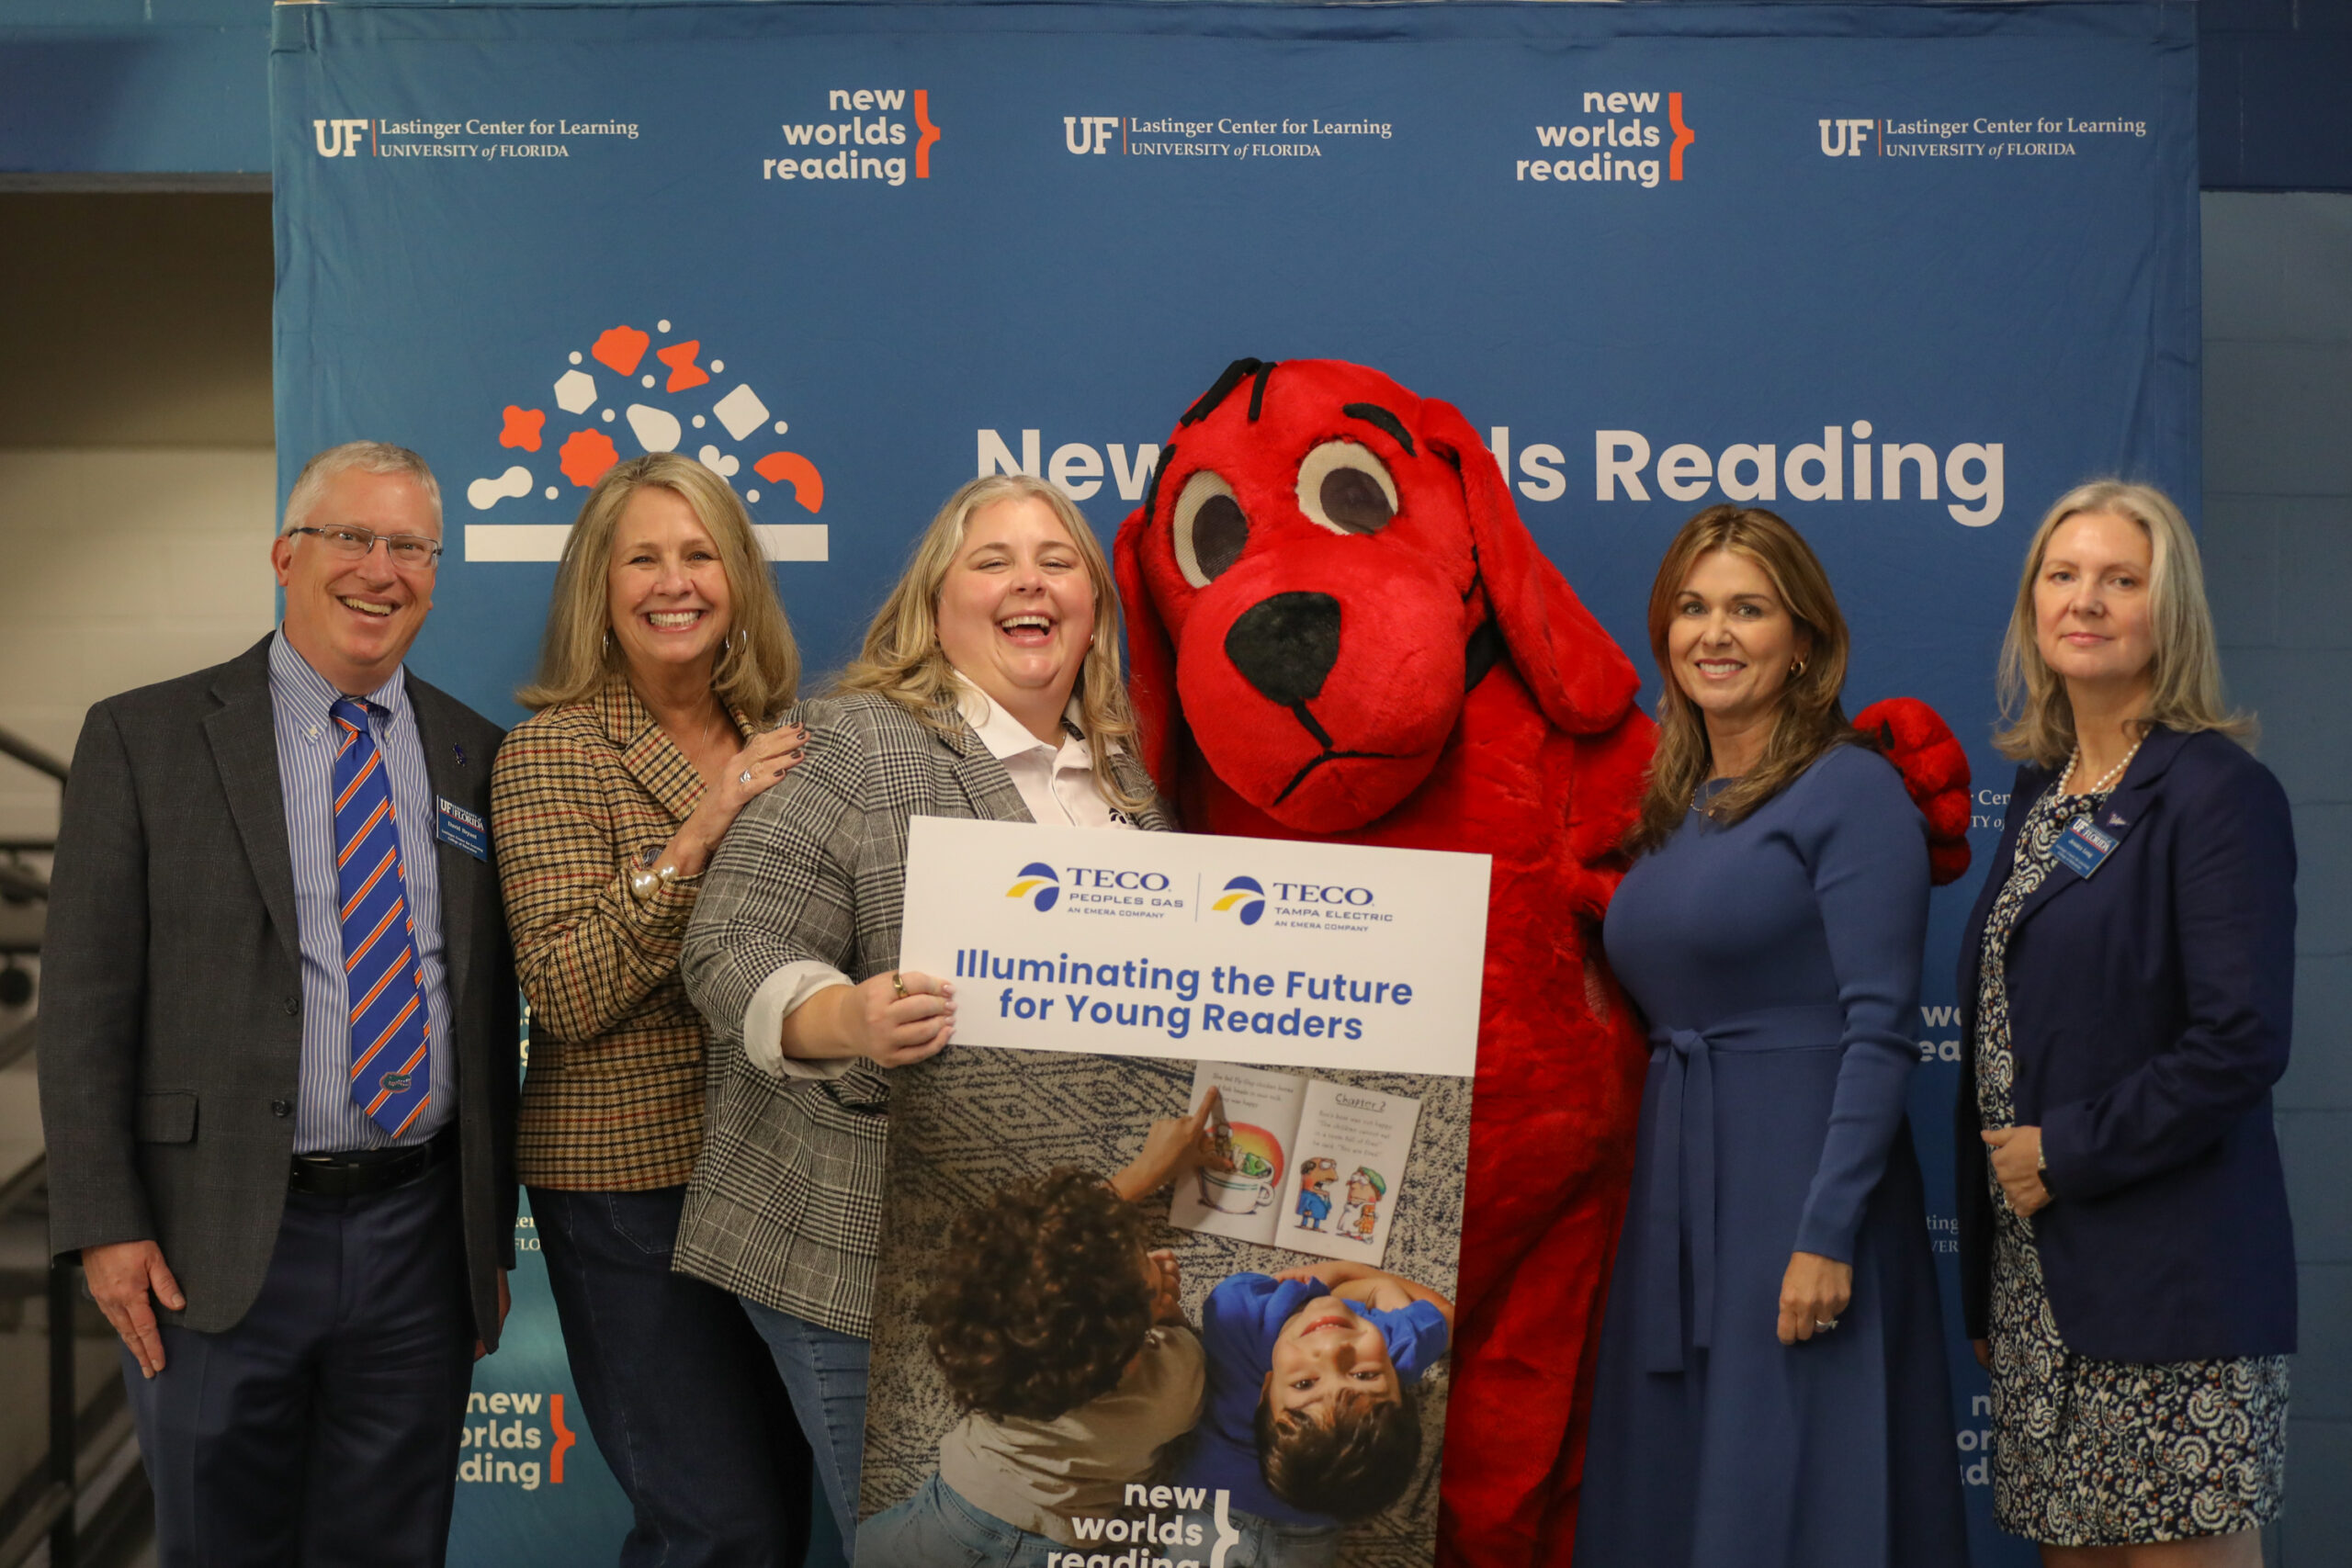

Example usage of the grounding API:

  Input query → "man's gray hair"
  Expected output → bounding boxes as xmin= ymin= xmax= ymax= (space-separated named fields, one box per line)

xmin=281 ymin=442 xmax=444 ymax=536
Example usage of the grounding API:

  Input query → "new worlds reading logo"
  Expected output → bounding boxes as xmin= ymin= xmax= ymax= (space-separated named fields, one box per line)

xmin=763 ymin=86 xmax=942 ymax=186
xmin=1518 ymin=88 xmax=1693 ymax=190
xmin=1007 ymin=862 xmax=1062 ymax=912
xmin=1212 ymin=875 xmax=1266 ymax=927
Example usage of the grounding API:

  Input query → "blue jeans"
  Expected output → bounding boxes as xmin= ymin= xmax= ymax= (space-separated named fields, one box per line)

xmin=1225 ymin=1509 xmax=1342 ymax=1568
xmin=857 ymin=1473 xmax=1063 ymax=1568
xmin=533 ymin=1185 xmax=812 ymax=1568
xmin=740 ymin=1297 xmax=870 ymax=1558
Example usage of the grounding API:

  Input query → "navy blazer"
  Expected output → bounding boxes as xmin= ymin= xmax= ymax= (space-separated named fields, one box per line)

xmin=1954 ymin=726 xmax=2296 ymax=1364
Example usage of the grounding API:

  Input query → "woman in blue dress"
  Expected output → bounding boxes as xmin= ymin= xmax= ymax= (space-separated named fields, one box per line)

xmin=1574 ymin=505 xmax=1968 ymax=1568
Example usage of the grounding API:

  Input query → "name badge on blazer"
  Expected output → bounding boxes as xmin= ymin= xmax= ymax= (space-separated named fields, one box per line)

xmin=436 ymin=796 xmax=489 ymax=861
xmin=2053 ymin=815 xmax=2117 ymax=879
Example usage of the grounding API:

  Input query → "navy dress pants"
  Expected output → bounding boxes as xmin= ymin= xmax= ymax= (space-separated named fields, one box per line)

xmin=124 ymin=1160 xmax=477 ymax=1568
xmin=532 ymin=1184 xmax=813 ymax=1568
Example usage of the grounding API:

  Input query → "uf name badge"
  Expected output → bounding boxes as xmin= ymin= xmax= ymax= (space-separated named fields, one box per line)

xmin=2054 ymin=815 xmax=2118 ymax=879
xmin=436 ymin=796 xmax=489 ymax=861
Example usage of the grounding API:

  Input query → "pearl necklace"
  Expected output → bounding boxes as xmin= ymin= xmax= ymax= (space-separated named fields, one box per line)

xmin=2061 ymin=732 xmax=2144 ymax=797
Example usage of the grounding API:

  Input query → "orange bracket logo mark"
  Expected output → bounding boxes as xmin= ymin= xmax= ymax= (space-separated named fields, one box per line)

xmin=548 ymin=1393 xmax=578 ymax=1483
xmin=1668 ymin=93 xmax=1695 ymax=181
xmin=914 ymin=90 xmax=942 ymax=179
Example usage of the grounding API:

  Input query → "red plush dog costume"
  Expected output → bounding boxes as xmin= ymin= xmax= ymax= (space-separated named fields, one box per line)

xmin=1113 ymin=359 xmax=1968 ymax=1567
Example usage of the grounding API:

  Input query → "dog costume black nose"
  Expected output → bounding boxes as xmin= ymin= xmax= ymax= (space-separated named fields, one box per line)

xmin=1226 ymin=592 xmax=1341 ymax=708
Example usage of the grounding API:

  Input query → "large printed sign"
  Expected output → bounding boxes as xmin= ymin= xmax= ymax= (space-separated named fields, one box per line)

xmin=898 ymin=818 xmax=1489 ymax=1076
xmin=272 ymin=6 xmax=2197 ymax=1564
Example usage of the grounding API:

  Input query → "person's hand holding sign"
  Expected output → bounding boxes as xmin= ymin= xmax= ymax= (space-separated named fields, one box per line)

xmin=782 ymin=969 xmax=956 ymax=1069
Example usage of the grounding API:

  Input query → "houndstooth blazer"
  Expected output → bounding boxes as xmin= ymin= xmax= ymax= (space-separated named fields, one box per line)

xmin=672 ymin=690 xmax=1170 ymax=1334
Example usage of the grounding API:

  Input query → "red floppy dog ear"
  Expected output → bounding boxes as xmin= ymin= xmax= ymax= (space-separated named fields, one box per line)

xmin=1852 ymin=696 xmax=1974 ymax=886
xmin=1114 ymin=501 xmax=1185 ymax=795
xmin=1419 ymin=398 xmax=1640 ymax=736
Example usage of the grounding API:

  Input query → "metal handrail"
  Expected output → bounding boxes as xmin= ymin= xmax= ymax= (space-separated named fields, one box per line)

xmin=0 ymin=717 xmax=70 ymax=1566
xmin=0 ymin=728 xmax=66 ymax=785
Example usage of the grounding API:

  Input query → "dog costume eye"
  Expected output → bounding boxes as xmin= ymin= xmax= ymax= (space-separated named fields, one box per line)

xmin=1172 ymin=469 xmax=1250 ymax=587
xmin=1295 ymin=441 xmax=1397 ymax=536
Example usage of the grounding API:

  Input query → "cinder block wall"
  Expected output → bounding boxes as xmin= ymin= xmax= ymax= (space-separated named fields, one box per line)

xmin=2200 ymin=190 xmax=2352 ymax=1568
xmin=0 ymin=194 xmax=277 ymax=843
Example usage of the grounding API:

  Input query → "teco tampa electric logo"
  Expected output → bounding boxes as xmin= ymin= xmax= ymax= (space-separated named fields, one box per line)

xmin=1212 ymin=876 xmax=1267 ymax=927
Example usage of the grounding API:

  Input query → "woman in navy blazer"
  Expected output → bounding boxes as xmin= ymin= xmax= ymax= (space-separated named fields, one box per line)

xmin=1957 ymin=480 xmax=2293 ymax=1566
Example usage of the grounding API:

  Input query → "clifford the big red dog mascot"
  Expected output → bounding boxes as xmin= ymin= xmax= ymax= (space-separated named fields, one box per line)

xmin=1112 ymin=358 xmax=1969 ymax=1567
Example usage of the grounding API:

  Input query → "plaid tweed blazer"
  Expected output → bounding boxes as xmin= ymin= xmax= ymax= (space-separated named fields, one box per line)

xmin=492 ymin=677 xmax=757 ymax=1190
xmin=673 ymin=690 xmax=1170 ymax=1334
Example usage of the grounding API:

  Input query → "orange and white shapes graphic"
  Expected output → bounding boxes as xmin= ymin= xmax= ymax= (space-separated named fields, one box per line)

xmin=556 ymin=428 xmax=621 ymax=489
xmin=465 ymin=317 xmax=829 ymax=565
xmin=499 ymin=406 xmax=546 ymax=451
xmin=552 ymin=369 xmax=597 ymax=415
xmin=591 ymin=325 xmax=650 ymax=376
xmin=625 ymin=404 xmax=684 ymax=453
xmin=712 ymin=384 xmax=770 ymax=442
xmin=656 ymin=339 xmax=711 ymax=391
xmin=467 ymin=467 xmax=534 ymax=511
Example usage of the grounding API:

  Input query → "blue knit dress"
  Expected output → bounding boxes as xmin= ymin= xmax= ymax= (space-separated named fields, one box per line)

xmin=1574 ymin=745 xmax=1967 ymax=1568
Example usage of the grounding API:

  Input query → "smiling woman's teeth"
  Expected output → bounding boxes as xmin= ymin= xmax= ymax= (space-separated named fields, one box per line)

xmin=647 ymin=611 xmax=702 ymax=628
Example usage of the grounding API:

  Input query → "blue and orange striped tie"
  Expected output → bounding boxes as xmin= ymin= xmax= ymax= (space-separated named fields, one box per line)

xmin=331 ymin=697 xmax=431 ymax=1137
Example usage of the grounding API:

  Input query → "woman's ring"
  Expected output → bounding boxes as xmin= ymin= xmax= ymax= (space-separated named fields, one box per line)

xmin=737 ymin=770 xmax=755 ymax=785
xmin=891 ymin=972 xmax=908 ymax=999
xmin=1815 ymin=1318 xmax=1839 ymax=1331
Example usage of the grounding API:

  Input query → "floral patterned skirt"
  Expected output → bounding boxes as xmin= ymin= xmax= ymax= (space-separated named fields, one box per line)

xmin=1987 ymin=1203 xmax=2288 ymax=1545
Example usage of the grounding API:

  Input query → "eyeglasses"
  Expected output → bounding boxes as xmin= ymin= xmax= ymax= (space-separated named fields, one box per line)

xmin=287 ymin=525 xmax=445 ymax=569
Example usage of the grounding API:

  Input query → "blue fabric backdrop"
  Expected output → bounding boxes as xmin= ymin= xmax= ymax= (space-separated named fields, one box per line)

xmin=271 ymin=5 xmax=2199 ymax=1563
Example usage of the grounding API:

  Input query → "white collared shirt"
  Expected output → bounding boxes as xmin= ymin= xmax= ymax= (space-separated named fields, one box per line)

xmin=953 ymin=676 xmax=1136 ymax=833
xmin=741 ymin=675 xmax=1133 ymax=1076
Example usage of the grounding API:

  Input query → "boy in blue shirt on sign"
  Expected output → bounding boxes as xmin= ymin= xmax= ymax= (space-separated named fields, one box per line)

xmin=1179 ymin=1258 xmax=1453 ymax=1562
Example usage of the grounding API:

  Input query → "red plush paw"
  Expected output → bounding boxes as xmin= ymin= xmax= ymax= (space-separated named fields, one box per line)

xmin=1855 ymin=696 xmax=1972 ymax=886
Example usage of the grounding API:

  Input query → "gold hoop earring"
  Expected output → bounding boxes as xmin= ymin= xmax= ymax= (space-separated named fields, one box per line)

xmin=1791 ymin=658 xmax=1807 ymax=678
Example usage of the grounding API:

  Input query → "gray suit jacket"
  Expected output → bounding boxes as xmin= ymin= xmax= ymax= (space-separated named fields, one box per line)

xmin=38 ymin=634 xmax=520 ymax=1342
xmin=673 ymin=692 xmax=1170 ymax=1335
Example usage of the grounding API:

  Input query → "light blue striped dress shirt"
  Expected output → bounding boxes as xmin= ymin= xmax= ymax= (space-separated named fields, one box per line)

xmin=269 ymin=632 xmax=455 ymax=1153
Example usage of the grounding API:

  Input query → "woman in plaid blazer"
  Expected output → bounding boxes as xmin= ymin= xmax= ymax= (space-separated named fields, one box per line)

xmin=674 ymin=473 xmax=1173 ymax=1549
xmin=491 ymin=454 xmax=814 ymax=1566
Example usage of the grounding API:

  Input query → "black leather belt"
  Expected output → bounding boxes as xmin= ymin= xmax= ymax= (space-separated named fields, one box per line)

xmin=289 ymin=1126 xmax=458 ymax=1199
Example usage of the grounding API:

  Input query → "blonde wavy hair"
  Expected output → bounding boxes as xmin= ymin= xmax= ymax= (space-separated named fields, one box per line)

xmin=516 ymin=453 xmax=801 ymax=719
xmin=838 ymin=473 xmax=1148 ymax=816
xmin=1994 ymin=479 xmax=2252 ymax=766
xmin=1626 ymin=505 xmax=1866 ymax=855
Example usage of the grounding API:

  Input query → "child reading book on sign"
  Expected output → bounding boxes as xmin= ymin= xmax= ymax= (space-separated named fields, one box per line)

xmin=857 ymin=1097 xmax=1226 ymax=1568
xmin=1176 ymin=1258 xmax=1454 ymax=1553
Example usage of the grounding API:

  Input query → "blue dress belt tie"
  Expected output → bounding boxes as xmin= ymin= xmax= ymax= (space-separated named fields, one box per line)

xmin=1636 ymin=1003 xmax=1849 ymax=1375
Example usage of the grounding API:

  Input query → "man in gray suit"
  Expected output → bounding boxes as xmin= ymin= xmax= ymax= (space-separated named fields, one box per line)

xmin=39 ymin=442 xmax=518 ymax=1566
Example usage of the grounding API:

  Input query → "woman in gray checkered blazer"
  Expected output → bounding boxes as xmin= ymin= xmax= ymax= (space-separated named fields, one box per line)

xmin=673 ymin=473 xmax=1173 ymax=1550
